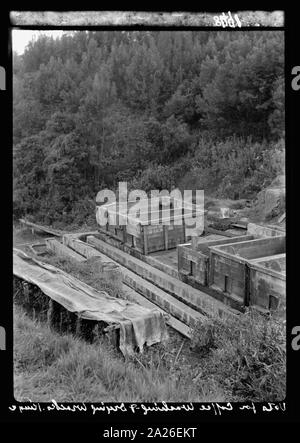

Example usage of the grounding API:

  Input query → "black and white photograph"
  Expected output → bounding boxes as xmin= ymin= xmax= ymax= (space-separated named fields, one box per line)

xmin=8 ymin=9 xmax=290 ymax=416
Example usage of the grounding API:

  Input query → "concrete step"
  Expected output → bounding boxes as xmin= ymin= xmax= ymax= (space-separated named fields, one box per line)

xmin=87 ymin=235 xmax=238 ymax=320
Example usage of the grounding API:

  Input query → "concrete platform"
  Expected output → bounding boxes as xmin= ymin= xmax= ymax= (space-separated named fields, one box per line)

xmin=150 ymin=249 xmax=178 ymax=270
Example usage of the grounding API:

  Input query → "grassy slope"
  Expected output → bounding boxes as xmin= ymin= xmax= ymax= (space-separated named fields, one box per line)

xmin=14 ymin=307 xmax=226 ymax=402
xmin=14 ymin=303 xmax=286 ymax=403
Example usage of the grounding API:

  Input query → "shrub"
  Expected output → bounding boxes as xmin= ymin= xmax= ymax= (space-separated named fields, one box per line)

xmin=129 ymin=164 xmax=177 ymax=193
xmin=190 ymin=309 xmax=286 ymax=401
xmin=184 ymin=135 xmax=285 ymax=199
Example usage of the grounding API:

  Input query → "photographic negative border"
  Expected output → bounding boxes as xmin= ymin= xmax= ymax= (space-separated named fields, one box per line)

xmin=2 ymin=6 xmax=299 ymax=430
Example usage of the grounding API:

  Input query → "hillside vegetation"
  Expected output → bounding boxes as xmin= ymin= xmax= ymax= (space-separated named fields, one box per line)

xmin=14 ymin=303 xmax=285 ymax=402
xmin=13 ymin=30 xmax=284 ymax=227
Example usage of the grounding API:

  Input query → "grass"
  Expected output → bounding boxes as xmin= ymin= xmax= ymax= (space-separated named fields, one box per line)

xmin=40 ymin=255 xmax=125 ymax=300
xmin=14 ymin=303 xmax=286 ymax=403
xmin=14 ymin=306 xmax=226 ymax=402
xmin=190 ymin=309 xmax=286 ymax=402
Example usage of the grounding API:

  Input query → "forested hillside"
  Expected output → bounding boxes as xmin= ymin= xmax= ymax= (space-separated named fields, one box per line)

xmin=13 ymin=30 xmax=284 ymax=227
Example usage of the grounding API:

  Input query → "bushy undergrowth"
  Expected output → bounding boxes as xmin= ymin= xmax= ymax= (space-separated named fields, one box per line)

xmin=14 ymin=295 xmax=285 ymax=402
xmin=190 ymin=309 xmax=286 ymax=401
xmin=13 ymin=135 xmax=284 ymax=228
xmin=179 ymin=137 xmax=285 ymax=199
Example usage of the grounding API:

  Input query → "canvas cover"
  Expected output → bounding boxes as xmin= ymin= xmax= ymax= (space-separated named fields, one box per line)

xmin=13 ymin=249 xmax=168 ymax=356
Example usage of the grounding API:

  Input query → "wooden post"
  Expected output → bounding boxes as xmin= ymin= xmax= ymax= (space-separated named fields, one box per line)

xmin=47 ymin=299 xmax=60 ymax=329
xmin=205 ymin=256 xmax=209 ymax=286
xmin=142 ymin=226 xmax=148 ymax=255
xmin=163 ymin=225 xmax=169 ymax=251
xmin=47 ymin=299 xmax=54 ymax=327
xmin=75 ymin=316 xmax=82 ymax=337
xmin=208 ymin=252 xmax=214 ymax=287
xmin=122 ymin=225 xmax=126 ymax=244
xmin=182 ymin=216 xmax=186 ymax=243
xmin=23 ymin=281 xmax=29 ymax=303
xmin=244 ymin=264 xmax=250 ymax=307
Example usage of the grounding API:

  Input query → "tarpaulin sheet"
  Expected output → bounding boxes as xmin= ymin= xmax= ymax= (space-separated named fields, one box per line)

xmin=13 ymin=249 xmax=168 ymax=356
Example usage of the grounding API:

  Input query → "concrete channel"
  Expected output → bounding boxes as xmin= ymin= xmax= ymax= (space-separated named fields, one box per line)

xmin=59 ymin=236 xmax=198 ymax=338
xmin=84 ymin=235 xmax=238 ymax=319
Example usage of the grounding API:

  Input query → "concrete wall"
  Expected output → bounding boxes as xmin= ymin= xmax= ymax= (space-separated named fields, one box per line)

xmin=100 ymin=222 xmax=185 ymax=255
xmin=211 ymin=236 xmax=286 ymax=260
xmin=247 ymin=222 xmax=286 ymax=238
xmin=248 ymin=257 xmax=286 ymax=316
xmin=144 ymin=224 xmax=185 ymax=254
xmin=95 ymin=229 xmax=179 ymax=279
xmin=97 ymin=195 xmax=204 ymax=254
xmin=209 ymin=251 xmax=246 ymax=301
xmin=251 ymin=253 xmax=286 ymax=273
xmin=177 ymin=243 xmax=209 ymax=285
xmin=191 ymin=234 xmax=226 ymax=250
xmin=178 ymin=235 xmax=254 ymax=287
xmin=209 ymin=236 xmax=286 ymax=306
xmin=192 ymin=234 xmax=254 ymax=255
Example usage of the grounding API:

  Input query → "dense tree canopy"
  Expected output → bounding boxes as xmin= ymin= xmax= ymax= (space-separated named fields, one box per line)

xmin=13 ymin=30 xmax=284 ymax=226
